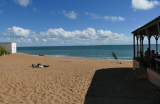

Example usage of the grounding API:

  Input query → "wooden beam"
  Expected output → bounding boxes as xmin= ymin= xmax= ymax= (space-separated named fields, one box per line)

xmin=139 ymin=31 xmax=142 ymax=59
xmin=156 ymin=37 xmax=158 ymax=54
xmin=142 ymin=36 xmax=144 ymax=57
xmin=137 ymin=36 xmax=139 ymax=58
xmin=133 ymin=35 xmax=135 ymax=58
xmin=139 ymin=21 xmax=160 ymax=32
xmin=132 ymin=18 xmax=160 ymax=34
xmin=157 ymin=22 xmax=160 ymax=53
xmin=157 ymin=22 xmax=160 ymax=36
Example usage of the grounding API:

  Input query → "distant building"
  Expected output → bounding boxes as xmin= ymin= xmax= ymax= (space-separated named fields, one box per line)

xmin=0 ymin=42 xmax=16 ymax=53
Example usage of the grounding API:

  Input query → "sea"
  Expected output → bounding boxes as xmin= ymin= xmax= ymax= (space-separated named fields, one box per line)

xmin=17 ymin=45 xmax=160 ymax=60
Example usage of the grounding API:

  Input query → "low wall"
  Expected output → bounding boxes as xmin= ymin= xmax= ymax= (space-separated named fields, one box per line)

xmin=147 ymin=68 xmax=160 ymax=87
xmin=0 ymin=42 xmax=16 ymax=53
xmin=133 ymin=58 xmax=140 ymax=70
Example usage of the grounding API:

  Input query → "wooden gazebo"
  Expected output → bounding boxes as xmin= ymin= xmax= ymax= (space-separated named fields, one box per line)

xmin=132 ymin=16 xmax=160 ymax=87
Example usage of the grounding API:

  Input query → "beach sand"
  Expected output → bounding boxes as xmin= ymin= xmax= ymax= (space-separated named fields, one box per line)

xmin=0 ymin=53 xmax=159 ymax=104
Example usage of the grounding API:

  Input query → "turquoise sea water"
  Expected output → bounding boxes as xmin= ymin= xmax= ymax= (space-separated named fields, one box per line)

xmin=17 ymin=45 xmax=160 ymax=60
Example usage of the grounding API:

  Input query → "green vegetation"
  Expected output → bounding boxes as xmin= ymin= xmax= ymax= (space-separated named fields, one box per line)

xmin=112 ymin=51 xmax=118 ymax=60
xmin=0 ymin=46 xmax=8 ymax=56
xmin=39 ymin=55 xmax=44 ymax=56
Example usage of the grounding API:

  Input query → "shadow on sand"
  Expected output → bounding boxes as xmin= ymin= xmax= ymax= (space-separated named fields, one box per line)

xmin=84 ymin=68 xmax=160 ymax=104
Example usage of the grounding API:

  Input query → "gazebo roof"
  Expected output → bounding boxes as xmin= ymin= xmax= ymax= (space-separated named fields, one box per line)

xmin=132 ymin=16 xmax=160 ymax=36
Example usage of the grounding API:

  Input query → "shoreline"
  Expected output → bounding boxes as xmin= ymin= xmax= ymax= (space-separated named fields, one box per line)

xmin=17 ymin=52 xmax=133 ymax=61
xmin=44 ymin=55 xmax=133 ymax=61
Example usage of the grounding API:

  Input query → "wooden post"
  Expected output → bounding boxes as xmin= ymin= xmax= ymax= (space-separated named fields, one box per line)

xmin=140 ymin=33 xmax=141 ymax=54
xmin=157 ymin=22 xmax=160 ymax=53
xmin=142 ymin=36 xmax=144 ymax=57
xmin=146 ymin=28 xmax=151 ymax=64
xmin=149 ymin=36 xmax=150 ymax=57
xmin=156 ymin=37 xmax=158 ymax=54
xmin=147 ymin=27 xmax=152 ymax=59
xmin=133 ymin=34 xmax=135 ymax=58
xmin=139 ymin=31 xmax=142 ymax=62
xmin=137 ymin=36 xmax=139 ymax=57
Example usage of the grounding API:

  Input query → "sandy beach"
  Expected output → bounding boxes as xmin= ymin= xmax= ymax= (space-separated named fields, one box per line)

xmin=0 ymin=53 xmax=160 ymax=104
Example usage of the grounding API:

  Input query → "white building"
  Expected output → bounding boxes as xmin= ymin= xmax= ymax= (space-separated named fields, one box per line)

xmin=0 ymin=42 xmax=16 ymax=53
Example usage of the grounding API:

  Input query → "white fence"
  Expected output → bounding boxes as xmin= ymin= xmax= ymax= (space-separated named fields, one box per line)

xmin=0 ymin=42 xmax=17 ymax=53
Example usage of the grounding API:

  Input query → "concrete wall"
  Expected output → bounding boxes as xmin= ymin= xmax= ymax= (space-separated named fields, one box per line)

xmin=0 ymin=42 xmax=17 ymax=53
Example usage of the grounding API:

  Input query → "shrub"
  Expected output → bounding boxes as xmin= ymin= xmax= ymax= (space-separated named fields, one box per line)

xmin=0 ymin=46 xmax=8 ymax=56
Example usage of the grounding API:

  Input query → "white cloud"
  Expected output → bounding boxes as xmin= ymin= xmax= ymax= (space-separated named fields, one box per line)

xmin=104 ymin=16 xmax=125 ymax=22
xmin=42 ymin=39 xmax=47 ymax=42
xmin=96 ymin=30 xmax=125 ymax=41
xmin=36 ymin=28 xmax=127 ymax=42
xmin=38 ymin=28 xmax=77 ymax=40
xmin=27 ymin=38 xmax=31 ymax=42
xmin=62 ymin=10 xmax=77 ymax=19
xmin=48 ymin=38 xmax=57 ymax=41
xmin=33 ymin=7 xmax=38 ymax=12
xmin=7 ymin=38 xmax=10 ymax=40
xmin=51 ymin=11 xmax=54 ymax=14
xmin=30 ymin=31 xmax=37 ymax=37
xmin=2 ymin=26 xmax=132 ymax=45
xmin=85 ymin=12 xmax=101 ymax=19
xmin=63 ymin=10 xmax=66 ymax=13
xmin=16 ymin=39 xmax=21 ymax=43
xmin=78 ymin=28 xmax=96 ymax=40
xmin=0 ymin=10 xmax=2 ymax=14
xmin=21 ymin=38 xmax=31 ymax=43
xmin=12 ymin=0 xmax=31 ymax=7
xmin=131 ymin=0 xmax=160 ymax=11
xmin=5 ymin=26 xmax=31 ymax=37
xmin=3 ymin=33 xmax=10 ymax=36
xmin=86 ymin=12 xmax=125 ymax=22
xmin=34 ymin=38 xmax=39 ymax=42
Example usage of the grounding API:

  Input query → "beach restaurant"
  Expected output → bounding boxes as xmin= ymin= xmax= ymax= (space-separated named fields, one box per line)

xmin=132 ymin=16 xmax=160 ymax=87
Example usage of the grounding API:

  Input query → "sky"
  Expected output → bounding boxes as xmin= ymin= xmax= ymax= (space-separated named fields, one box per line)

xmin=0 ymin=0 xmax=160 ymax=47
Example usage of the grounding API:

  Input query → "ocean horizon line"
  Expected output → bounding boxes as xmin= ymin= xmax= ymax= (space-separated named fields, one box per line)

xmin=16 ymin=44 xmax=160 ymax=48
